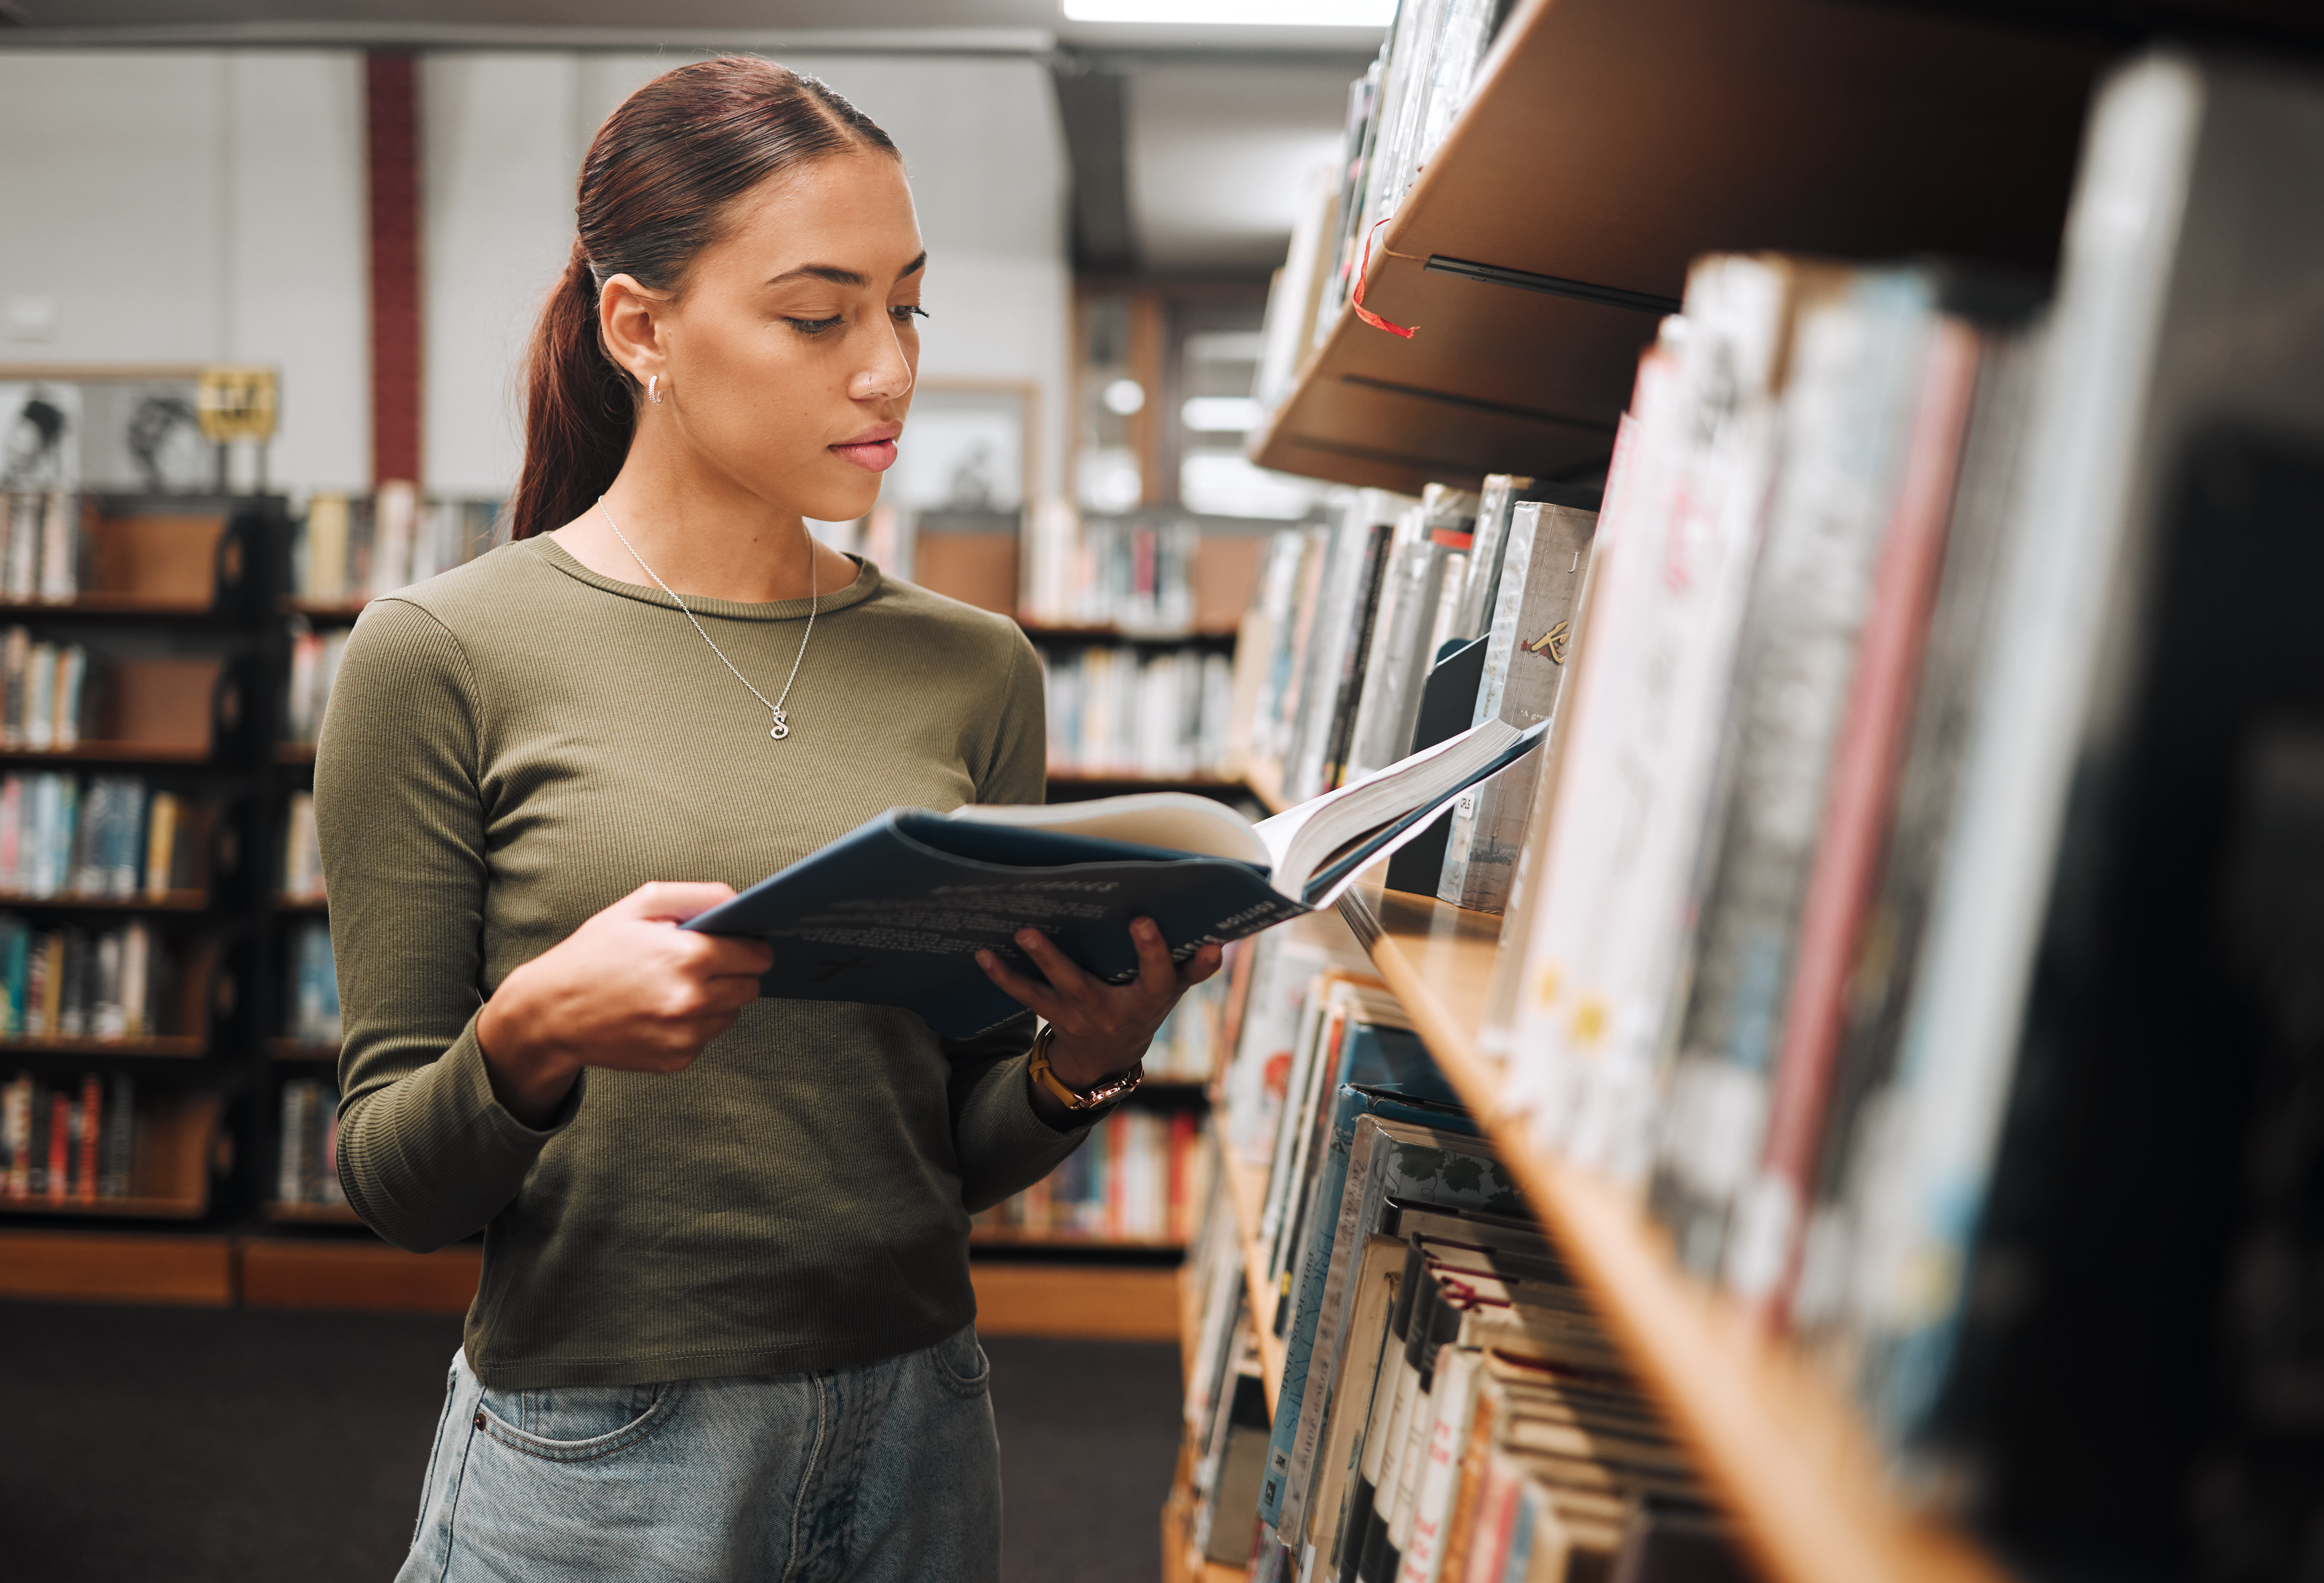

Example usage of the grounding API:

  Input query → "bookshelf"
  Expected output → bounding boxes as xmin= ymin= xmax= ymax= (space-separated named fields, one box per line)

xmin=1250 ymin=0 xmax=2120 ymax=498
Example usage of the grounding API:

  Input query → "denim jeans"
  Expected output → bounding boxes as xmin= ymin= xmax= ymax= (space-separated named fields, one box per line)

xmin=395 ymin=1326 xmax=1001 ymax=1583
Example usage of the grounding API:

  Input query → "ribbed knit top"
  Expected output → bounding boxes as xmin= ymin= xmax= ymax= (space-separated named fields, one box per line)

xmin=314 ymin=535 xmax=1083 ymax=1389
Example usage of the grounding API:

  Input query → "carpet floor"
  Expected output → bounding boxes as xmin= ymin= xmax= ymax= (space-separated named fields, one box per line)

xmin=0 ymin=1301 xmax=1182 ymax=1583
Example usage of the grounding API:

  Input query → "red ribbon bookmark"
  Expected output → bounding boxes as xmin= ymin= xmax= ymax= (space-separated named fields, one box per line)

xmin=1351 ymin=217 xmax=1417 ymax=340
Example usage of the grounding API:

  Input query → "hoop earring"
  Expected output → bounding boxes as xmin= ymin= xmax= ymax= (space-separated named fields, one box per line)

xmin=648 ymin=375 xmax=663 ymax=405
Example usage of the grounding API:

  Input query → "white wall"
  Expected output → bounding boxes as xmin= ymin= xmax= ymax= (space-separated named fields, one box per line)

xmin=0 ymin=47 xmax=1070 ymax=503
xmin=0 ymin=49 xmax=371 ymax=491
xmin=422 ymin=49 xmax=1074 ymax=501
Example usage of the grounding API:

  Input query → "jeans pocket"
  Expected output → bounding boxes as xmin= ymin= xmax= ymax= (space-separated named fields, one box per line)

xmin=924 ymin=1325 xmax=991 ymax=1399
xmin=473 ymin=1379 xmax=687 ymax=1463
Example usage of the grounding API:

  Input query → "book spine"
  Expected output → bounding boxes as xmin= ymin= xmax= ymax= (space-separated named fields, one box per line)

xmin=1320 ymin=522 xmax=1399 ymax=793
xmin=1262 ymin=1085 xmax=1373 ymax=1531
xmin=1732 ymin=320 xmax=1980 ymax=1322
xmin=75 ymin=1071 xmax=100 ymax=1203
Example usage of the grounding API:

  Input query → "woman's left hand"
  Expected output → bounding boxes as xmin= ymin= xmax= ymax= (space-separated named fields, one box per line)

xmin=974 ymin=917 xmax=1223 ymax=1091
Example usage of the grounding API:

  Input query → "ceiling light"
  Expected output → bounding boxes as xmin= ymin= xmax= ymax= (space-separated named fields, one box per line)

xmin=1102 ymin=378 xmax=1148 ymax=416
xmin=1062 ymin=1 xmax=1393 ymax=25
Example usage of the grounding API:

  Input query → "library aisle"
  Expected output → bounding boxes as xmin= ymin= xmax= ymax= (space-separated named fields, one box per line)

xmin=8 ymin=3 xmax=2324 ymax=1583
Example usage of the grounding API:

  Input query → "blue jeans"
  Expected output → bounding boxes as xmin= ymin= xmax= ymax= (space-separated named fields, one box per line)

xmin=395 ymin=1326 xmax=1001 ymax=1583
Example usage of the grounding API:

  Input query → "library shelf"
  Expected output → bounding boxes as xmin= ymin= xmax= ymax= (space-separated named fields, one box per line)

xmin=968 ymin=1258 xmax=1181 ymax=1342
xmin=0 ymin=888 xmax=207 ymax=911
xmin=1 ymin=1033 xmax=204 ymax=1057
xmin=262 ymin=1200 xmax=360 ymax=1225
xmin=1215 ymin=1118 xmax=1286 ymax=1414
xmin=273 ymin=893 xmax=327 ymax=912
xmin=0 ymin=1227 xmax=235 ymax=1305
xmin=1250 ymin=0 xmax=2112 ymax=497
xmin=238 ymin=1233 xmax=482 ymax=1314
xmin=1019 ymin=621 xmax=1240 ymax=643
xmin=0 ymin=595 xmax=223 ymax=618
xmin=1332 ymin=881 xmax=2003 ymax=1583
xmin=280 ymin=597 xmax=369 ymax=622
xmin=0 ymin=1090 xmax=225 ymax=1222
xmin=0 ymin=742 xmax=212 ymax=764
xmin=267 ymin=1039 xmax=339 ymax=1063
xmin=1237 ymin=758 xmax=1290 ymax=818
xmin=274 ymin=743 xmax=315 ymax=765
xmin=966 ymin=1225 xmax=1183 ymax=1253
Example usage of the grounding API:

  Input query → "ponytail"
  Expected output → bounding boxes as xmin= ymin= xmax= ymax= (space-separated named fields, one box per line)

xmin=506 ymin=242 xmax=635 ymax=542
xmin=504 ymin=57 xmax=898 ymax=542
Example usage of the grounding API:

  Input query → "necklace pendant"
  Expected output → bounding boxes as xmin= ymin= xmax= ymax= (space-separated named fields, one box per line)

xmin=770 ymin=708 xmax=790 ymax=741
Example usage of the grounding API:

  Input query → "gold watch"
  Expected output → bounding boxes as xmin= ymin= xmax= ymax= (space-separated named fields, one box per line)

xmin=1027 ymin=1024 xmax=1144 ymax=1112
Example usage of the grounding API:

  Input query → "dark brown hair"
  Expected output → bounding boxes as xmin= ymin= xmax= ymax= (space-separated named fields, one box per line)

xmin=506 ymin=56 xmax=898 ymax=541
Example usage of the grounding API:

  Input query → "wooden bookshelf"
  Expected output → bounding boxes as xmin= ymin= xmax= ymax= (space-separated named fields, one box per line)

xmin=966 ymin=1225 xmax=1183 ymax=1252
xmin=1250 ymin=0 xmax=2111 ymax=497
xmin=267 ymin=1039 xmax=339 ymax=1063
xmin=1331 ymin=882 xmax=2003 ymax=1583
xmin=280 ymin=597 xmax=369 ymax=621
xmin=262 ymin=1200 xmax=360 ymax=1225
xmin=0 ymin=1228 xmax=235 ymax=1304
xmin=274 ymin=743 xmax=315 ymax=765
xmin=0 ymin=595 xmax=220 ymax=618
xmin=0 ymin=888 xmax=207 ymax=911
xmin=1215 ymin=1117 xmax=1286 ymax=1413
xmin=0 ymin=1091 xmax=225 ymax=1221
xmin=273 ymin=893 xmax=327 ymax=911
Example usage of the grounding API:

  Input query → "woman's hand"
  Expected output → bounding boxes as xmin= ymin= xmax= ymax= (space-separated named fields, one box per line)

xmin=974 ymin=918 xmax=1224 ymax=1102
xmin=476 ymin=881 xmax=775 ymax=1127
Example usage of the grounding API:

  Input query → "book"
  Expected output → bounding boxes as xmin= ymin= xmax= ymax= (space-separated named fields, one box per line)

xmin=687 ymin=714 xmax=1549 ymax=1038
xmin=1437 ymin=502 xmax=1600 ymax=914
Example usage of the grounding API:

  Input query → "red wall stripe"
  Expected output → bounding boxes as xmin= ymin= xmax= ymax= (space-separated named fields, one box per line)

xmin=366 ymin=53 xmax=423 ymax=487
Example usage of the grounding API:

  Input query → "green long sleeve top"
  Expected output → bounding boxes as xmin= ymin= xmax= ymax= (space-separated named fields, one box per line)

xmin=314 ymin=536 xmax=1085 ymax=1389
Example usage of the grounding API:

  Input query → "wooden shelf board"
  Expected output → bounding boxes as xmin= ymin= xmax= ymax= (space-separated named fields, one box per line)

xmin=275 ymin=743 xmax=316 ymax=764
xmin=274 ymin=893 xmax=327 ymax=911
xmin=967 ymin=1226 xmax=1184 ymax=1251
xmin=0 ymin=1034 xmax=203 ymax=1057
xmin=968 ymin=1259 xmax=1181 ymax=1342
xmin=0 ymin=889 xmax=207 ymax=911
xmin=238 ymin=1235 xmax=481 ymax=1314
xmin=1215 ymin=1120 xmax=1286 ymax=1414
xmin=0 ymin=742 xmax=210 ymax=764
xmin=267 ymin=1039 xmax=340 ymax=1062
xmin=0 ymin=1228 xmax=234 ymax=1304
xmin=0 ymin=1192 xmax=207 ymax=1219
xmin=262 ymin=1200 xmax=360 ymax=1225
xmin=1252 ymin=0 xmax=2108 ymax=495
xmin=1334 ymin=882 xmax=2003 ymax=1583
xmin=281 ymin=597 xmax=370 ymax=620
xmin=0 ymin=595 xmax=221 ymax=617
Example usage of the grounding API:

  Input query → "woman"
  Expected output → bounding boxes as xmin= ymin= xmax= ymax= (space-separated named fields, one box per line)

xmin=317 ymin=57 xmax=1219 ymax=1583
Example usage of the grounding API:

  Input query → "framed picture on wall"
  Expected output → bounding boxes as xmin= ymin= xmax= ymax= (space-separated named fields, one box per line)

xmin=888 ymin=382 xmax=1035 ymax=517
xmin=0 ymin=366 xmax=213 ymax=495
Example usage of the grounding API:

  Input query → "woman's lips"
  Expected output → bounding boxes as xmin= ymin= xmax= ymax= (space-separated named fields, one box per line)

xmin=831 ymin=438 xmax=898 ymax=473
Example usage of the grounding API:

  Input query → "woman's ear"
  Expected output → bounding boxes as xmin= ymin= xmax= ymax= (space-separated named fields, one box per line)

xmin=599 ymin=273 xmax=669 ymax=392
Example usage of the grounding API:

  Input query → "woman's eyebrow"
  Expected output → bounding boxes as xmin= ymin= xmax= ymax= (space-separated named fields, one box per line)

xmin=763 ymin=251 xmax=928 ymax=289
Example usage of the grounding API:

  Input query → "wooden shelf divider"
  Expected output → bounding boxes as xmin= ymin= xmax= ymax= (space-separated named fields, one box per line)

xmin=1214 ymin=1117 xmax=1286 ymax=1414
xmin=1332 ymin=882 xmax=2003 ymax=1583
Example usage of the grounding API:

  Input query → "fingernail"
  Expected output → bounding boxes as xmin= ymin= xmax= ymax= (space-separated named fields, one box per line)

xmin=1016 ymin=930 xmax=1039 ymax=946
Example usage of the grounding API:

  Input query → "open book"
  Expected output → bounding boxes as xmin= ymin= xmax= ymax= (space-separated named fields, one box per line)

xmin=686 ymin=717 xmax=1545 ymax=1037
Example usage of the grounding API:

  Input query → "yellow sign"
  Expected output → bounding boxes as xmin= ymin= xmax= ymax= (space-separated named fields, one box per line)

xmin=196 ymin=366 xmax=280 ymax=444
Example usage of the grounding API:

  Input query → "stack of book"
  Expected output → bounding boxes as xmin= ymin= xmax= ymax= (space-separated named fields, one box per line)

xmin=1234 ymin=477 xmax=1574 ymax=912
xmin=1020 ymin=512 xmax=1202 ymax=635
xmin=973 ymin=1104 xmax=1207 ymax=1245
xmin=292 ymin=485 xmax=501 ymax=604
xmin=281 ymin=790 xmax=322 ymax=902
xmin=0 ymin=492 xmax=84 ymax=604
xmin=1041 ymin=645 xmax=1235 ymax=780
xmin=0 ymin=772 xmax=198 ymax=899
xmin=284 ymin=918 xmax=340 ymax=1047
xmin=1253 ymin=0 xmax=1510 ymax=396
xmin=0 ymin=915 xmax=165 ymax=1041
xmin=0 ymin=628 xmax=92 ymax=748
xmin=1189 ymin=922 xmax=1745 ymax=1582
xmin=283 ymin=627 xmax=349 ymax=745
xmin=275 ymin=1077 xmax=345 ymax=1209
xmin=0 ymin=1071 xmax=134 ymax=1201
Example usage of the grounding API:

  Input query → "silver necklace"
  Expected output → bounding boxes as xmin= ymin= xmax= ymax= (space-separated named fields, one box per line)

xmin=594 ymin=497 xmax=816 ymax=741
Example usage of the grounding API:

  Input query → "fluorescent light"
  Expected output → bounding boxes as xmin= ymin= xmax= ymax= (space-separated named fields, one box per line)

xmin=1063 ymin=1 xmax=1393 ymax=25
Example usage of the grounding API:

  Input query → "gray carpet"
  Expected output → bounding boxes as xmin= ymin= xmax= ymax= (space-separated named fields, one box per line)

xmin=0 ymin=1302 xmax=1182 ymax=1582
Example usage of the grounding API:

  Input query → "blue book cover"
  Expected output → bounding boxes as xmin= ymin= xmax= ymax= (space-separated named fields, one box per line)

xmin=685 ymin=810 xmax=1308 ymax=1040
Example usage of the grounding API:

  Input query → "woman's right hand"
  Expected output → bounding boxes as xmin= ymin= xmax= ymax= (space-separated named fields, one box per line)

xmin=475 ymin=881 xmax=775 ymax=1127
